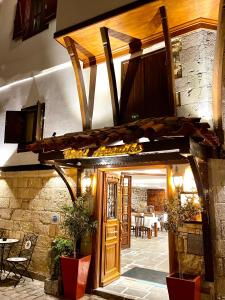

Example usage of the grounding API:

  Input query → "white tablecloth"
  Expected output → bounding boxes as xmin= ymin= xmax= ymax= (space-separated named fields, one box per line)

xmin=131 ymin=215 xmax=160 ymax=229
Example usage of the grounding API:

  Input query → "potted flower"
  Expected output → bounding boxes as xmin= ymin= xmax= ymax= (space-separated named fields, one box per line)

xmin=60 ymin=195 xmax=97 ymax=300
xmin=165 ymin=196 xmax=202 ymax=300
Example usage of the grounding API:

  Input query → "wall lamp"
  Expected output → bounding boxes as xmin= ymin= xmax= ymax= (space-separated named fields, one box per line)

xmin=172 ymin=166 xmax=183 ymax=193
xmin=82 ymin=172 xmax=92 ymax=193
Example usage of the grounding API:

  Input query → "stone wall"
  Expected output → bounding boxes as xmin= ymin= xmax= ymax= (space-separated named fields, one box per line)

xmin=0 ymin=169 xmax=74 ymax=279
xmin=131 ymin=187 xmax=147 ymax=212
xmin=209 ymin=159 xmax=225 ymax=299
xmin=176 ymin=29 xmax=216 ymax=126
xmin=177 ymin=223 xmax=204 ymax=276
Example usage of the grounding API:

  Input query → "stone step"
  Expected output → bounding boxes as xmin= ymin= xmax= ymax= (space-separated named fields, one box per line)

xmin=94 ymin=288 xmax=135 ymax=300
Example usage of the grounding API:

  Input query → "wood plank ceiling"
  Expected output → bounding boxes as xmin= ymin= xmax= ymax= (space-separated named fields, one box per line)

xmin=54 ymin=0 xmax=219 ymax=67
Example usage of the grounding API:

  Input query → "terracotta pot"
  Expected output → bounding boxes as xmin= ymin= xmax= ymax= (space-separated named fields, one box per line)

xmin=166 ymin=273 xmax=201 ymax=300
xmin=61 ymin=255 xmax=91 ymax=300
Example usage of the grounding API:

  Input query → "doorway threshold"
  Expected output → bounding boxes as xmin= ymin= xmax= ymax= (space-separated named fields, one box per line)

xmin=94 ymin=276 xmax=169 ymax=300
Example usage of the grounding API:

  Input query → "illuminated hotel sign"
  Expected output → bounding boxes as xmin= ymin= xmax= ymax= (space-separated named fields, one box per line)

xmin=64 ymin=149 xmax=89 ymax=159
xmin=63 ymin=143 xmax=143 ymax=159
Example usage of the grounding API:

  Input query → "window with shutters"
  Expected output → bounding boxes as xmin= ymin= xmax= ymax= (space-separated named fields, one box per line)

xmin=120 ymin=48 xmax=175 ymax=124
xmin=4 ymin=103 xmax=45 ymax=152
xmin=13 ymin=0 xmax=57 ymax=40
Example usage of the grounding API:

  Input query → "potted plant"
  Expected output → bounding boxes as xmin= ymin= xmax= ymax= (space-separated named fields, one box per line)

xmin=165 ymin=196 xmax=202 ymax=300
xmin=45 ymin=238 xmax=73 ymax=296
xmin=60 ymin=195 xmax=97 ymax=300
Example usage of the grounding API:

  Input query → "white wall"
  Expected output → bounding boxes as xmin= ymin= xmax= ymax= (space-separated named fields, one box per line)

xmin=56 ymin=0 xmax=138 ymax=32
xmin=0 ymin=1 xmax=216 ymax=167
xmin=0 ymin=0 xmax=68 ymax=84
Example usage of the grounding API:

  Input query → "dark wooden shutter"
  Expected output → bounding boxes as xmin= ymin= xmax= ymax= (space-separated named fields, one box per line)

xmin=13 ymin=0 xmax=32 ymax=39
xmin=44 ymin=0 xmax=57 ymax=23
xmin=13 ymin=0 xmax=57 ymax=40
xmin=120 ymin=48 xmax=174 ymax=124
xmin=4 ymin=111 xmax=26 ymax=143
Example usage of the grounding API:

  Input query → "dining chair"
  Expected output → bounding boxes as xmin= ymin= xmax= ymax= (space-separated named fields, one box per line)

xmin=135 ymin=215 xmax=146 ymax=238
xmin=6 ymin=233 xmax=38 ymax=286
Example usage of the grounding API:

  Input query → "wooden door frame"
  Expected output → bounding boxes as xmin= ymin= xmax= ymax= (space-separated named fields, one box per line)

xmin=93 ymin=164 xmax=175 ymax=289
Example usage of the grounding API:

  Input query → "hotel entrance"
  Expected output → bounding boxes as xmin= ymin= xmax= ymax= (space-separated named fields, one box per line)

xmin=97 ymin=165 xmax=171 ymax=299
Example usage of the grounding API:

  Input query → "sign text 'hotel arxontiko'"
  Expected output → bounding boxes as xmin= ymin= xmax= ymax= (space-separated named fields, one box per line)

xmin=63 ymin=143 xmax=143 ymax=159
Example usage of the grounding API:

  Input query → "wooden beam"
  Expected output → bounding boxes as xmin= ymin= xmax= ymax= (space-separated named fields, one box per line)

xmin=100 ymin=27 xmax=120 ymax=125
xmin=54 ymin=165 xmax=76 ymax=203
xmin=212 ymin=0 xmax=225 ymax=144
xmin=188 ymin=157 xmax=214 ymax=282
xmin=48 ymin=152 xmax=188 ymax=169
xmin=159 ymin=6 xmax=176 ymax=115
xmin=88 ymin=65 xmax=97 ymax=126
xmin=64 ymin=36 xmax=90 ymax=130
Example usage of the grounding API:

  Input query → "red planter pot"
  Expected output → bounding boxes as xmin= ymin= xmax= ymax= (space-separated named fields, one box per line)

xmin=166 ymin=273 xmax=201 ymax=300
xmin=61 ymin=255 xmax=91 ymax=300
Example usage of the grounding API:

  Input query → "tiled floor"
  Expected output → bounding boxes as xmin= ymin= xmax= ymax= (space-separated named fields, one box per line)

xmin=0 ymin=277 xmax=104 ymax=300
xmin=97 ymin=231 xmax=170 ymax=300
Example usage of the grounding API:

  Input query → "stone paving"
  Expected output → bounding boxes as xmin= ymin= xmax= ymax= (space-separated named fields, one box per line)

xmin=97 ymin=232 xmax=170 ymax=299
xmin=0 ymin=277 xmax=104 ymax=300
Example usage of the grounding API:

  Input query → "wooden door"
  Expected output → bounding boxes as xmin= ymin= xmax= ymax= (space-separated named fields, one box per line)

xmin=121 ymin=175 xmax=132 ymax=249
xmin=100 ymin=173 xmax=121 ymax=286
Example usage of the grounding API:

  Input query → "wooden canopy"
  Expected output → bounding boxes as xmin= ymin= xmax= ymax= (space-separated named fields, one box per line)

xmin=54 ymin=0 xmax=219 ymax=67
xmin=28 ymin=116 xmax=219 ymax=157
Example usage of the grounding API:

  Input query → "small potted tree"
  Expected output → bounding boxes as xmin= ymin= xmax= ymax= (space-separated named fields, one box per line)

xmin=165 ymin=196 xmax=202 ymax=300
xmin=60 ymin=195 xmax=97 ymax=300
xmin=45 ymin=238 xmax=73 ymax=296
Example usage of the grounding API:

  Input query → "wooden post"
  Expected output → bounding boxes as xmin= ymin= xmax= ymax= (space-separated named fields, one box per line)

xmin=100 ymin=27 xmax=119 ymax=125
xmin=64 ymin=36 xmax=90 ymax=130
xmin=188 ymin=156 xmax=214 ymax=282
xmin=159 ymin=6 xmax=176 ymax=115
xmin=212 ymin=0 xmax=225 ymax=144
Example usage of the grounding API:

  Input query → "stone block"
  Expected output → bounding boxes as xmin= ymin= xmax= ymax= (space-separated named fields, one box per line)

xmin=28 ymin=178 xmax=43 ymax=188
xmin=32 ymin=249 xmax=49 ymax=275
xmin=39 ymin=188 xmax=53 ymax=200
xmin=49 ymin=224 xmax=59 ymax=238
xmin=9 ymin=197 xmax=22 ymax=209
xmin=216 ymin=277 xmax=225 ymax=297
xmin=180 ymin=253 xmax=204 ymax=275
xmin=17 ymin=178 xmax=29 ymax=188
xmin=17 ymin=188 xmax=39 ymax=199
xmin=38 ymin=212 xmax=53 ymax=224
xmin=42 ymin=177 xmax=66 ymax=188
xmin=216 ymin=258 xmax=225 ymax=277
xmin=20 ymin=221 xmax=34 ymax=232
xmin=37 ymin=235 xmax=52 ymax=249
xmin=33 ymin=222 xmax=49 ymax=235
xmin=221 ymin=221 xmax=225 ymax=240
xmin=11 ymin=209 xmax=32 ymax=221
xmin=215 ymin=204 xmax=225 ymax=219
xmin=13 ymin=221 xmax=21 ymax=231
xmin=209 ymin=160 xmax=225 ymax=186
xmin=216 ymin=241 xmax=225 ymax=257
xmin=0 ymin=198 xmax=10 ymax=208
xmin=0 ymin=208 xmax=13 ymax=220
xmin=44 ymin=279 xmax=61 ymax=297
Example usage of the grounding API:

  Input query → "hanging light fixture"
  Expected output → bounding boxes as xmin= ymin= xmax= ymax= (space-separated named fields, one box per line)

xmin=172 ymin=166 xmax=183 ymax=192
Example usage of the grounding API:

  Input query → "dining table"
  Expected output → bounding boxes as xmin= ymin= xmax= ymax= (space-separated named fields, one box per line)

xmin=131 ymin=214 xmax=161 ymax=238
xmin=0 ymin=238 xmax=19 ymax=279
